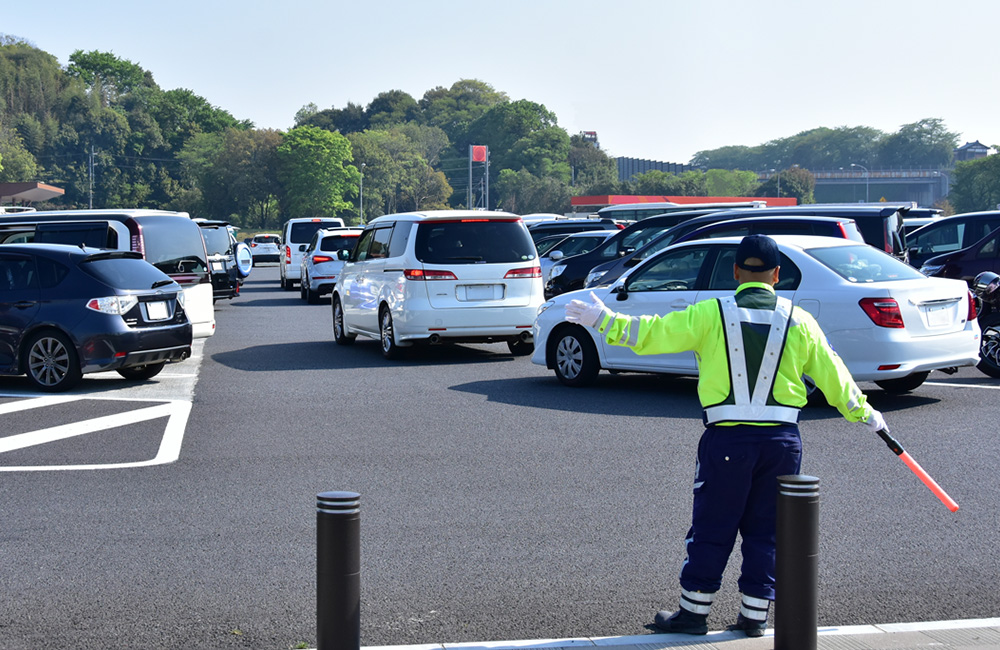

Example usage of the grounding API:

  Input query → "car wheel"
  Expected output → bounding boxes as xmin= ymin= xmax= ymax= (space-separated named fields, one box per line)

xmin=552 ymin=326 xmax=599 ymax=387
xmin=507 ymin=337 xmax=534 ymax=356
xmin=284 ymin=274 xmax=297 ymax=291
xmin=332 ymin=297 xmax=355 ymax=345
xmin=379 ymin=307 xmax=403 ymax=360
xmin=306 ymin=279 xmax=320 ymax=304
xmin=300 ymin=275 xmax=307 ymax=300
xmin=24 ymin=330 xmax=82 ymax=392
xmin=117 ymin=362 xmax=166 ymax=381
xmin=875 ymin=371 xmax=930 ymax=393
xmin=977 ymin=314 xmax=1000 ymax=378
xmin=279 ymin=272 xmax=287 ymax=290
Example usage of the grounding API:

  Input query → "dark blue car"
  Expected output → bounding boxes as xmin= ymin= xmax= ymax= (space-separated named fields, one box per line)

xmin=0 ymin=244 xmax=193 ymax=392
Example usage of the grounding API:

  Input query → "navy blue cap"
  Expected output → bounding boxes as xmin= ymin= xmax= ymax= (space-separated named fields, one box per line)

xmin=735 ymin=235 xmax=780 ymax=272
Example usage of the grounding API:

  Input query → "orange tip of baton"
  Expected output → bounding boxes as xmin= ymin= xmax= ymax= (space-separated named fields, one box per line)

xmin=900 ymin=451 xmax=960 ymax=512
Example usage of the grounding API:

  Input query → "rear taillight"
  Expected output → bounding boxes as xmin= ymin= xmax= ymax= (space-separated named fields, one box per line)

xmin=404 ymin=269 xmax=458 ymax=280
xmin=250 ymin=242 xmax=257 ymax=248
xmin=968 ymin=290 xmax=978 ymax=320
xmin=284 ymin=245 xmax=291 ymax=263
xmin=87 ymin=296 xmax=139 ymax=315
xmin=504 ymin=267 xmax=542 ymax=279
xmin=859 ymin=298 xmax=904 ymax=328
xmin=312 ymin=255 xmax=335 ymax=264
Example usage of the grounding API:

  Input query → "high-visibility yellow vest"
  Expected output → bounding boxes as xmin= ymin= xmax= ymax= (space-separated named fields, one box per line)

xmin=597 ymin=282 xmax=873 ymax=426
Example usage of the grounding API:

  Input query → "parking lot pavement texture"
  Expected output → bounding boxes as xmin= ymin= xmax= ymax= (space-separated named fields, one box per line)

xmin=358 ymin=617 xmax=1000 ymax=650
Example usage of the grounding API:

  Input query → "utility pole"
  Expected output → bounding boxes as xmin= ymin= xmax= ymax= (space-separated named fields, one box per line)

xmin=89 ymin=145 xmax=95 ymax=209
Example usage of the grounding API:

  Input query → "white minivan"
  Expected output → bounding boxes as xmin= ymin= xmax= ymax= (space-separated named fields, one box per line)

xmin=331 ymin=211 xmax=544 ymax=358
xmin=279 ymin=217 xmax=346 ymax=289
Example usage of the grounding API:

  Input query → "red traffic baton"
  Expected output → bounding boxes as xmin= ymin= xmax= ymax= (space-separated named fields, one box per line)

xmin=876 ymin=429 xmax=959 ymax=512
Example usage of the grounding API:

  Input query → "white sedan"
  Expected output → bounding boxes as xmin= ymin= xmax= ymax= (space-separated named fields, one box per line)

xmin=531 ymin=235 xmax=981 ymax=393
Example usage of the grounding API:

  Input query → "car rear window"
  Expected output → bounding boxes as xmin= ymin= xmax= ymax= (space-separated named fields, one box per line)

xmin=135 ymin=216 xmax=208 ymax=275
xmin=415 ymin=220 xmax=536 ymax=264
xmin=290 ymin=221 xmax=342 ymax=243
xmin=254 ymin=235 xmax=279 ymax=244
xmin=320 ymin=234 xmax=360 ymax=252
xmin=200 ymin=227 xmax=232 ymax=256
xmin=82 ymin=256 xmax=178 ymax=290
xmin=808 ymin=245 xmax=924 ymax=283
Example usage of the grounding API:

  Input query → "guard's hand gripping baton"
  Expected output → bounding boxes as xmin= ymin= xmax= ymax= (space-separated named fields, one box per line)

xmin=876 ymin=429 xmax=959 ymax=512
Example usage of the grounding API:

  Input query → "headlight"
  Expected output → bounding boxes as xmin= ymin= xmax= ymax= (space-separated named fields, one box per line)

xmin=549 ymin=265 xmax=566 ymax=279
xmin=537 ymin=300 xmax=555 ymax=316
xmin=919 ymin=264 xmax=943 ymax=276
xmin=585 ymin=270 xmax=606 ymax=287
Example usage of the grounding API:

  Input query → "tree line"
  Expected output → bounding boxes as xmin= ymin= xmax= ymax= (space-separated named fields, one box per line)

xmin=1 ymin=34 xmax=998 ymax=228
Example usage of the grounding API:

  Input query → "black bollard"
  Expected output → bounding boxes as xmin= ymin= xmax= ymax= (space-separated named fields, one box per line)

xmin=775 ymin=475 xmax=819 ymax=650
xmin=317 ymin=491 xmax=361 ymax=650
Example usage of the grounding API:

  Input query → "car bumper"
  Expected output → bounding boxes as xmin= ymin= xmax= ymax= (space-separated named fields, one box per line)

xmin=252 ymin=254 xmax=279 ymax=263
xmin=393 ymin=305 xmax=538 ymax=343
xmin=830 ymin=324 xmax=982 ymax=381
xmin=80 ymin=325 xmax=193 ymax=373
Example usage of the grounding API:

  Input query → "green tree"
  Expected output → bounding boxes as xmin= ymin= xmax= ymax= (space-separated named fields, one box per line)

xmin=627 ymin=169 xmax=707 ymax=196
xmin=704 ymin=169 xmax=759 ymax=196
xmin=366 ymin=90 xmax=419 ymax=128
xmin=949 ymin=155 xmax=1000 ymax=213
xmin=494 ymin=168 xmax=572 ymax=214
xmin=297 ymin=102 xmax=367 ymax=134
xmin=418 ymin=79 xmax=508 ymax=142
xmin=877 ymin=118 xmax=958 ymax=168
xmin=277 ymin=126 xmax=358 ymax=220
xmin=66 ymin=49 xmax=154 ymax=107
xmin=754 ymin=167 xmax=815 ymax=204
xmin=568 ymin=133 xmax=619 ymax=194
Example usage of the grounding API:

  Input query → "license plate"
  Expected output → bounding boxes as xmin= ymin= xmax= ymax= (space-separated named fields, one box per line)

xmin=462 ymin=284 xmax=500 ymax=301
xmin=926 ymin=303 xmax=951 ymax=327
xmin=146 ymin=301 xmax=169 ymax=321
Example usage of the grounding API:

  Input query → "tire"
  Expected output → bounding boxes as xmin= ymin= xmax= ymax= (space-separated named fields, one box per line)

xmin=117 ymin=362 xmax=166 ymax=381
xmin=306 ymin=278 xmax=320 ymax=304
xmin=332 ymin=297 xmax=355 ymax=346
xmin=379 ymin=308 xmax=403 ymax=360
xmin=507 ymin=337 xmax=534 ymax=356
xmin=875 ymin=371 xmax=930 ymax=393
xmin=551 ymin=326 xmax=600 ymax=387
xmin=977 ymin=314 xmax=1000 ymax=378
xmin=283 ymin=274 xmax=297 ymax=291
xmin=279 ymin=272 xmax=287 ymax=290
xmin=300 ymin=275 xmax=307 ymax=300
xmin=24 ymin=330 xmax=82 ymax=392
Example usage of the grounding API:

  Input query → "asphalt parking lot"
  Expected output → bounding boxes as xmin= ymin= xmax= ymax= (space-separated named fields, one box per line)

xmin=1 ymin=264 xmax=999 ymax=650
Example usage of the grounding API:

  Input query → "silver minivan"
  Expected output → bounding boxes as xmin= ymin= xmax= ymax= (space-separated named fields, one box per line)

xmin=331 ymin=211 xmax=544 ymax=359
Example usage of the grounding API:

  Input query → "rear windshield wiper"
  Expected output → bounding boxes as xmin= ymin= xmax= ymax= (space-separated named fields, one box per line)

xmin=151 ymin=279 xmax=175 ymax=289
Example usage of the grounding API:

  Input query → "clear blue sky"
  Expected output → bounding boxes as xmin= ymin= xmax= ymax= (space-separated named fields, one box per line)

xmin=5 ymin=0 xmax=998 ymax=165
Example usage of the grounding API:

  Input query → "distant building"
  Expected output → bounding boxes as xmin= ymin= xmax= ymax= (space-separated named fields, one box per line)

xmin=616 ymin=157 xmax=695 ymax=182
xmin=954 ymin=141 xmax=992 ymax=162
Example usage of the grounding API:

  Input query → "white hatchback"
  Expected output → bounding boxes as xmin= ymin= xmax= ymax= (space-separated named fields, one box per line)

xmin=299 ymin=228 xmax=363 ymax=303
xmin=532 ymin=235 xmax=981 ymax=393
xmin=332 ymin=211 xmax=544 ymax=358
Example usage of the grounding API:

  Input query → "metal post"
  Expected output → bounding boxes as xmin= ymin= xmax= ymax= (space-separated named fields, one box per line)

xmin=317 ymin=491 xmax=361 ymax=650
xmin=775 ymin=475 xmax=819 ymax=650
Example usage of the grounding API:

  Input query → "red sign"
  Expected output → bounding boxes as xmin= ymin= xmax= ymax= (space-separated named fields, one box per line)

xmin=471 ymin=145 xmax=487 ymax=162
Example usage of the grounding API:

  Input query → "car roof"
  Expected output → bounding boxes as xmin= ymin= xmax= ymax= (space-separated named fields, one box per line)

xmin=366 ymin=210 xmax=518 ymax=225
xmin=0 ymin=243 xmax=144 ymax=259
xmin=317 ymin=227 xmax=364 ymax=236
xmin=669 ymin=233 xmax=864 ymax=251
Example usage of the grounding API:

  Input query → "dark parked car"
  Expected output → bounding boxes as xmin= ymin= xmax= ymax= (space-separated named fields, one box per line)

xmin=545 ymin=207 xmax=765 ymax=298
xmin=584 ymin=215 xmax=868 ymax=289
xmin=526 ymin=218 xmax=622 ymax=244
xmin=919 ymin=225 xmax=1000 ymax=285
xmin=0 ymin=244 xmax=192 ymax=392
xmin=907 ymin=210 xmax=1000 ymax=269
xmin=195 ymin=220 xmax=252 ymax=301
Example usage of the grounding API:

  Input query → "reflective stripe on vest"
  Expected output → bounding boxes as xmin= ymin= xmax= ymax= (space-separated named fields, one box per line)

xmin=704 ymin=295 xmax=799 ymax=425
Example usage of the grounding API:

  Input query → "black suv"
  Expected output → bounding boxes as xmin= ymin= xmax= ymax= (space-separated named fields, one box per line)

xmin=196 ymin=220 xmax=253 ymax=301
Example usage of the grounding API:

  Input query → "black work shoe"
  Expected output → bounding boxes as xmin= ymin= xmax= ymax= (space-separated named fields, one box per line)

xmin=728 ymin=613 xmax=766 ymax=638
xmin=653 ymin=609 xmax=708 ymax=635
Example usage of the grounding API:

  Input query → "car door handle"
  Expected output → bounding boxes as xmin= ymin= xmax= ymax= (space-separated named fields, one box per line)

xmin=14 ymin=301 xmax=36 ymax=309
xmin=670 ymin=299 xmax=691 ymax=309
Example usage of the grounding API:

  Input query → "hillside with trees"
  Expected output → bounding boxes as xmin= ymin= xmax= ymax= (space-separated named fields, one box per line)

xmin=1 ymin=34 xmax=998 ymax=227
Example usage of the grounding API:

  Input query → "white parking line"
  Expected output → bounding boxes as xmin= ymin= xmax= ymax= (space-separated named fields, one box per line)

xmin=925 ymin=381 xmax=1000 ymax=390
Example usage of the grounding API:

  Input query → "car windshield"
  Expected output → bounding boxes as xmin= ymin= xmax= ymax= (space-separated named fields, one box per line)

xmin=415 ymin=220 xmax=536 ymax=264
xmin=549 ymin=234 xmax=609 ymax=257
xmin=320 ymin=235 xmax=360 ymax=252
xmin=807 ymin=245 xmax=924 ymax=283
xmin=82 ymin=256 xmax=179 ymax=290
xmin=255 ymin=235 xmax=279 ymax=244
xmin=200 ymin=227 xmax=232 ymax=256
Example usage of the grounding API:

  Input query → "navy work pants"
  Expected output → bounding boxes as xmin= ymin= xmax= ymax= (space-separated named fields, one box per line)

xmin=678 ymin=423 xmax=802 ymax=601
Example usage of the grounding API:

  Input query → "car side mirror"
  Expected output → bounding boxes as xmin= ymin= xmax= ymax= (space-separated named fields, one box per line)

xmin=620 ymin=247 xmax=635 ymax=257
xmin=338 ymin=249 xmax=351 ymax=260
xmin=550 ymin=250 xmax=564 ymax=261
xmin=613 ymin=283 xmax=628 ymax=300
xmin=298 ymin=244 xmax=307 ymax=252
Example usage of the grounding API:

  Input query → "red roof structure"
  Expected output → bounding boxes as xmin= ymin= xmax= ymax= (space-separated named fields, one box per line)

xmin=572 ymin=195 xmax=798 ymax=208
